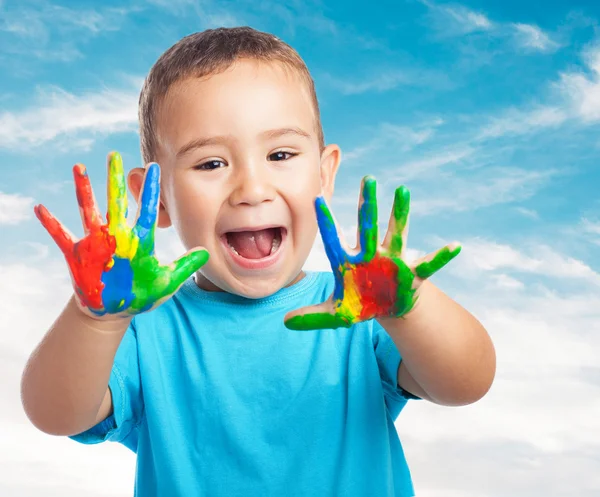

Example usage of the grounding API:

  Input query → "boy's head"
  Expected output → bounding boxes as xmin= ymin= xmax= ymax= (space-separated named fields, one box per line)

xmin=128 ymin=27 xmax=341 ymax=299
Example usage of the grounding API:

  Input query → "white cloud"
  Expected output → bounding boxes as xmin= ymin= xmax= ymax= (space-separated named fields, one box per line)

xmin=473 ymin=44 xmax=600 ymax=139
xmin=0 ymin=261 xmax=71 ymax=356
xmin=419 ymin=0 xmax=493 ymax=36
xmin=412 ymin=167 xmax=558 ymax=215
xmin=342 ymin=119 xmax=443 ymax=163
xmin=490 ymin=273 xmax=525 ymax=290
xmin=0 ymin=84 xmax=140 ymax=150
xmin=0 ymin=4 xmax=129 ymax=38
xmin=385 ymin=146 xmax=475 ymax=184
xmin=514 ymin=207 xmax=539 ymax=220
xmin=0 ymin=192 xmax=34 ymax=225
xmin=477 ymin=105 xmax=567 ymax=139
xmin=323 ymin=71 xmax=415 ymax=95
xmin=581 ymin=217 xmax=600 ymax=236
xmin=557 ymin=45 xmax=600 ymax=123
xmin=379 ymin=122 xmax=437 ymax=148
xmin=146 ymin=0 xmax=196 ymax=8
xmin=441 ymin=4 xmax=492 ymax=33
xmin=37 ymin=180 xmax=71 ymax=194
xmin=145 ymin=0 xmax=243 ymax=27
xmin=419 ymin=1 xmax=559 ymax=54
xmin=580 ymin=217 xmax=600 ymax=246
xmin=0 ymin=2 xmax=135 ymax=63
xmin=451 ymin=238 xmax=600 ymax=286
xmin=321 ymin=65 xmax=451 ymax=95
xmin=512 ymin=23 xmax=561 ymax=52
xmin=19 ymin=242 xmax=50 ymax=260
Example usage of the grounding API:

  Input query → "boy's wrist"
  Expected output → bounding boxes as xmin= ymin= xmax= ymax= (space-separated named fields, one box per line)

xmin=68 ymin=296 xmax=133 ymax=335
xmin=375 ymin=283 xmax=429 ymax=330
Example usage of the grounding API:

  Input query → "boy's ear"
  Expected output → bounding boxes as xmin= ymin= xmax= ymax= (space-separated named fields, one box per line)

xmin=319 ymin=144 xmax=341 ymax=202
xmin=127 ymin=167 xmax=172 ymax=228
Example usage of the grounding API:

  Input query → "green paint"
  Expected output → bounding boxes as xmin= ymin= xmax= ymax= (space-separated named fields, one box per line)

xmin=390 ymin=186 xmax=410 ymax=256
xmin=318 ymin=200 xmax=335 ymax=226
xmin=392 ymin=256 xmax=417 ymax=316
xmin=128 ymin=248 xmax=210 ymax=312
xmin=286 ymin=176 xmax=462 ymax=331
xmin=107 ymin=152 xmax=128 ymax=226
xmin=359 ymin=177 xmax=378 ymax=262
xmin=285 ymin=312 xmax=352 ymax=330
xmin=415 ymin=245 xmax=462 ymax=280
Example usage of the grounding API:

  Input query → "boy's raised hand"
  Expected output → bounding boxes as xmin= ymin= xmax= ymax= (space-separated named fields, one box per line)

xmin=35 ymin=152 xmax=209 ymax=319
xmin=284 ymin=176 xmax=461 ymax=330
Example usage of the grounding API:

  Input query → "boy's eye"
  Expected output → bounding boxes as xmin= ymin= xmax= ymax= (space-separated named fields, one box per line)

xmin=193 ymin=160 xmax=226 ymax=171
xmin=268 ymin=151 xmax=296 ymax=161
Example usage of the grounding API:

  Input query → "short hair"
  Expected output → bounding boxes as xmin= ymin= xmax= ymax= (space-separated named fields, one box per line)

xmin=138 ymin=26 xmax=324 ymax=165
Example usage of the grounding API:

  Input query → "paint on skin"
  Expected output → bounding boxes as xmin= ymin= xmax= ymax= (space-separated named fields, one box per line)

xmin=285 ymin=176 xmax=460 ymax=331
xmin=351 ymin=176 xmax=378 ymax=264
xmin=35 ymin=152 xmax=209 ymax=316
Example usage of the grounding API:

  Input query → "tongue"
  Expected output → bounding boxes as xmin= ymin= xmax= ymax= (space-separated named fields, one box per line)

xmin=227 ymin=228 xmax=276 ymax=259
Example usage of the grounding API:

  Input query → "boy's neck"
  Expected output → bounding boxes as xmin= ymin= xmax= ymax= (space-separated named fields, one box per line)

xmin=193 ymin=270 xmax=307 ymax=294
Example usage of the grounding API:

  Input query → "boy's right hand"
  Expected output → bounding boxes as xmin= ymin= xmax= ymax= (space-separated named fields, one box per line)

xmin=34 ymin=151 xmax=209 ymax=320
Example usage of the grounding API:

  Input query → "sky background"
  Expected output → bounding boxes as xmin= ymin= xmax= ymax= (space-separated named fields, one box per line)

xmin=1 ymin=0 xmax=600 ymax=495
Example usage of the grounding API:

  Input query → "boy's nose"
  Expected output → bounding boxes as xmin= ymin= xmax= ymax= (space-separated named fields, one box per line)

xmin=228 ymin=166 xmax=276 ymax=207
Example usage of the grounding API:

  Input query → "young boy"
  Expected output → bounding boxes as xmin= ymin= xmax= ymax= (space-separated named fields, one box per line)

xmin=21 ymin=27 xmax=495 ymax=496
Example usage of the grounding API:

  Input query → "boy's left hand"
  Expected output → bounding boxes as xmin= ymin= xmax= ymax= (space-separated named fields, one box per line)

xmin=284 ymin=176 xmax=461 ymax=330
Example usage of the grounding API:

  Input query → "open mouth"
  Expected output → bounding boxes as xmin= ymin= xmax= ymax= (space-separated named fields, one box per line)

xmin=222 ymin=226 xmax=286 ymax=261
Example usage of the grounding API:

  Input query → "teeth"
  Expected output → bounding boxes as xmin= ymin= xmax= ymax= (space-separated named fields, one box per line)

xmin=227 ymin=239 xmax=240 ymax=255
xmin=270 ymin=234 xmax=281 ymax=255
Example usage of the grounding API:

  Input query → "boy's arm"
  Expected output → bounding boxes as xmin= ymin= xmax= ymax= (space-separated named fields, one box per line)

xmin=22 ymin=152 xmax=209 ymax=437
xmin=21 ymin=296 xmax=130 ymax=436
xmin=377 ymin=280 xmax=496 ymax=406
xmin=284 ymin=177 xmax=495 ymax=406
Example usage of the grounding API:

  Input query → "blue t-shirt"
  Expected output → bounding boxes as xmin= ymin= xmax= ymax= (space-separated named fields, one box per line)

xmin=71 ymin=271 xmax=415 ymax=496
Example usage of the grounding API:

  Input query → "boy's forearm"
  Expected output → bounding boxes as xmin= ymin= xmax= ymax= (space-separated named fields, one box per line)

xmin=21 ymin=296 xmax=131 ymax=436
xmin=377 ymin=280 xmax=496 ymax=406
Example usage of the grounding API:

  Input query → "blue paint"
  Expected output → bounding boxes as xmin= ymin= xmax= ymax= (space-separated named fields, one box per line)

xmin=134 ymin=162 xmax=160 ymax=255
xmin=101 ymin=257 xmax=135 ymax=313
xmin=315 ymin=196 xmax=346 ymax=301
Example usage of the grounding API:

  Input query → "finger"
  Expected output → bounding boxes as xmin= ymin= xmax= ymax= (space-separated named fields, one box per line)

xmin=166 ymin=248 xmax=210 ymax=294
xmin=133 ymin=163 xmax=161 ymax=252
xmin=106 ymin=151 xmax=128 ymax=232
xmin=315 ymin=196 xmax=347 ymax=271
xmin=382 ymin=185 xmax=410 ymax=257
xmin=284 ymin=301 xmax=351 ymax=330
xmin=34 ymin=204 xmax=76 ymax=256
xmin=73 ymin=163 xmax=102 ymax=235
xmin=413 ymin=242 xmax=461 ymax=280
xmin=353 ymin=176 xmax=378 ymax=264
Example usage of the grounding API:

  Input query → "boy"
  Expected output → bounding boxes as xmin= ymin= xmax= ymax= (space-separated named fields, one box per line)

xmin=21 ymin=27 xmax=495 ymax=496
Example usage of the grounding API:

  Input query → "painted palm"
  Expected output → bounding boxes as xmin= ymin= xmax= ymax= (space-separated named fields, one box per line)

xmin=285 ymin=176 xmax=461 ymax=330
xmin=34 ymin=152 xmax=209 ymax=318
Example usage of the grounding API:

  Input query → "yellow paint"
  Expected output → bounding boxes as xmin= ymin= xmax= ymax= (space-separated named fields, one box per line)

xmin=106 ymin=152 xmax=139 ymax=260
xmin=334 ymin=265 xmax=363 ymax=320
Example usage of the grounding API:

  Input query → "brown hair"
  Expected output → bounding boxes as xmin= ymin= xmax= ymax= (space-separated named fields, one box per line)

xmin=138 ymin=26 xmax=324 ymax=165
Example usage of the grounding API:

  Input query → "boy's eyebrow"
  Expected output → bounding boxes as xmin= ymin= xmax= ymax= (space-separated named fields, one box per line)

xmin=176 ymin=127 xmax=311 ymax=159
xmin=260 ymin=127 xmax=311 ymax=140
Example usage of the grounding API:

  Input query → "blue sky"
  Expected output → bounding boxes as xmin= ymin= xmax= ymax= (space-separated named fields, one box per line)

xmin=1 ymin=1 xmax=600 ymax=496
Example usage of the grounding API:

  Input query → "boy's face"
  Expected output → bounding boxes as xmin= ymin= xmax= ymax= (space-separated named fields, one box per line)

xmin=130 ymin=59 xmax=340 ymax=298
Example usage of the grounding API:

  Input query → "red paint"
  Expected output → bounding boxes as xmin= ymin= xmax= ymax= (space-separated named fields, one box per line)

xmin=34 ymin=204 xmax=115 ymax=310
xmin=353 ymin=256 xmax=399 ymax=321
xmin=74 ymin=164 xmax=102 ymax=233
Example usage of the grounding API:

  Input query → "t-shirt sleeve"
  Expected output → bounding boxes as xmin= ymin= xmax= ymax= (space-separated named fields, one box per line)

xmin=371 ymin=319 xmax=420 ymax=420
xmin=69 ymin=319 xmax=143 ymax=451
